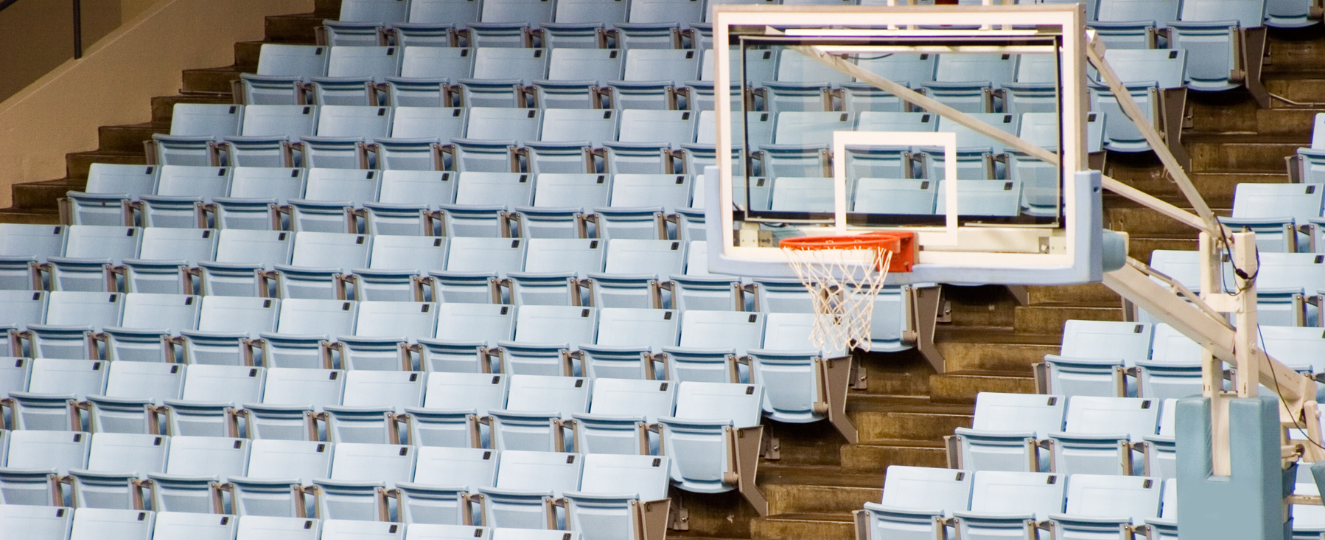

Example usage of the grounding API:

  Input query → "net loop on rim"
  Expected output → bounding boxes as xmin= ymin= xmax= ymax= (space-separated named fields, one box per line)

xmin=780 ymin=232 xmax=913 ymax=353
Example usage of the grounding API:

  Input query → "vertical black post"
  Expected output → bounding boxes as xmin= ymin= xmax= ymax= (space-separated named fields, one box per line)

xmin=72 ymin=0 xmax=82 ymax=59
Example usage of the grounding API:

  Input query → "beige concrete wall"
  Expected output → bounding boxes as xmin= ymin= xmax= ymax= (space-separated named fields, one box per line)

xmin=121 ymin=0 xmax=168 ymax=22
xmin=0 ymin=0 xmax=312 ymax=207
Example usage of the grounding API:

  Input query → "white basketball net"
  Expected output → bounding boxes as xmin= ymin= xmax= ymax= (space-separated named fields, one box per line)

xmin=783 ymin=246 xmax=893 ymax=353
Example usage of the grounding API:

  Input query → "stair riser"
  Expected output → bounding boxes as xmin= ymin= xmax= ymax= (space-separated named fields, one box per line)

xmin=66 ymin=153 xmax=145 ymax=180
xmin=763 ymin=420 xmax=848 ymax=467
xmin=752 ymin=518 xmax=854 ymax=540
xmin=673 ymin=489 xmax=762 ymax=538
xmin=1129 ymin=237 xmax=1199 ymax=263
xmin=765 ymin=485 xmax=882 ymax=515
xmin=0 ymin=211 xmax=60 ymax=224
xmin=1106 ymin=169 xmax=1284 ymax=208
xmin=182 ymin=69 xmax=240 ymax=94
xmin=99 ymin=125 xmax=165 ymax=154
xmin=841 ymin=444 xmax=948 ymax=472
xmin=1187 ymin=97 xmax=1259 ymax=134
xmin=1190 ymin=142 xmax=1303 ymax=172
xmin=235 ymin=41 xmax=263 ymax=69
xmin=1258 ymin=108 xmax=1325 ymax=135
xmin=14 ymin=182 xmax=80 ymax=210
xmin=1270 ymin=34 xmax=1325 ymax=68
xmin=315 ymin=0 xmax=341 ymax=17
xmin=1026 ymin=283 xmax=1119 ymax=304
xmin=266 ymin=14 xmax=322 ymax=43
xmin=930 ymin=374 xmax=1035 ymax=403
xmin=1104 ymin=205 xmax=1221 ymax=236
xmin=853 ymin=411 xmax=971 ymax=442
xmin=938 ymin=342 xmax=1059 ymax=372
xmin=1013 ymin=305 xmax=1122 ymax=335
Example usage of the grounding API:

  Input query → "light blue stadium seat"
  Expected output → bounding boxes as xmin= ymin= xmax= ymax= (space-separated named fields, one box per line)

xmin=770 ymin=111 xmax=852 ymax=146
xmin=657 ymin=381 xmax=765 ymax=505
xmin=547 ymin=48 xmax=623 ymax=85
xmin=150 ymin=513 xmax=238 ymax=540
xmin=584 ymin=273 xmax=659 ymax=309
xmin=953 ymin=471 xmax=1065 ymax=539
xmin=1090 ymin=49 xmax=1186 ymax=158
xmin=1048 ymin=396 xmax=1160 ymax=475
xmin=49 ymin=225 xmax=141 ymax=291
xmin=675 ymin=209 xmax=704 ymax=242
xmin=179 ymin=296 xmax=279 ymax=366
xmin=570 ymin=378 xmax=675 ymax=454
xmin=608 ymin=174 xmax=692 ymax=213
xmin=774 ymin=47 xmax=853 ymax=86
xmin=102 ymin=293 xmax=201 ymax=363
xmin=152 ymin=435 xmax=250 ymax=505
xmin=326 ymin=46 xmax=402 ymax=82
xmin=320 ymin=519 xmax=406 ymax=539
xmin=164 ymin=365 xmax=264 ymax=437
xmin=0 ymin=466 xmax=62 ymax=505
xmin=949 ymin=392 xmax=1065 ymax=472
xmin=405 ymin=524 xmax=492 ymax=539
xmin=461 ymin=22 xmax=532 ymax=48
xmin=480 ymin=0 xmax=555 ymax=23
xmin=858 ymin=465 xmax=971 ymax=540
xmin=273 ymin=233 xmax=371 ymax=299
xmin=27 ymin=291 xmax=124 ymax=359
xmin=1221 ymin=182 xmax=1322 ymax=252
xmin=410 ymin=446 xmax=498 ymax=496
xmin=240 ymin=74 xmax=307 ymax=106
xmin=669 ymin=275 xmax=740 ymax=311
xmin=591 ymin=208 xmax=668 ymax=240
xmin=769 ymin=176 xmax=833 ymax=211
xmin=85 ymin=164 xmax=159 ymax=198
xmin=407 ymin=374 xmax=507 ymax=447
xmin=0 ymin=503 xmax=74 ymax=537
xmin=440 ymin=205 xmax=513 ymax=238
xmin=252 ymin=367 xmax=345 ymax=424
xmin=399 ymin=47 xmax=473 ymax=80
xmin=532 ymin=23 xmax=602 ymax=49
xmin=935 ymin=53 xmax=1014 ymax=89
xmin=603 ymin=239 xmax=685 ymax=275
xmin=932 ymin=180 xmax=1022 ymax=216
xmin=613 ymin=23 xmax=681 ymax=50
xmin=122 ymin=228 xmax=217 ymax=294
xmin=840 ymin=83 xmax=908 ymax=114
xmin=527 ymin=109 xmax=618 ymax=174
xmin=234 ymin=516 xmax=320 ymax=539
xmin=1095 ymin=0 xmax=1179 ymax=24
xmin=70 ymin=508 xmax=155 ymax=540
xmin=5 ymin=430 xmax=90 ymax=475
xmin=1041 ymin=321 xmax=1152 ymax=398
xmin=507 ymin=272 xmax=578 ymax=306
xmin=233 ymin=438 xmax=332 ymax=492
xmin=852 ymin=178 xmax=935 ymax=214
xmin=71 ymin=433 xmax=168 ymax=507
xmin=322 ymin=21 xmax=385 ymax=47
xmin=854 ymin=51 xmax=934 ymax=85
xmin=489 ymin=374 xmax=591 ymax=450
xmin=408 ymin=0 xmax=480 ymax=24
xmin=511 ymin=207 xmax=584 ymax=239
xmin=478 ymin=450 xmax=584 ymax=528
xmin=340 ymin=0 xmax=408 ymax=22
xmin=90 ymin=365 xmax=182 ymax=432
xmin=67 ymin=192 xmax=133 ymax=227
xmin=1048 ymin=474 xmax=1163 ymax=537
xmin=310 ymin=77 xmax=376 ymax=107
xmin=623 ymin=48 xmax=699 ymax=84
xmin=563 ymin=453 xmax=670 ymax=540
xmin=921 ymin=81 xmax=995 ymax=113
xmin=382 ymin=78 xmax=447 ymax=109
xmin=258 ymin=44 xmax=329 ymax=78
xmin=171 ymin=104 xmax=243 ymax=139
xmin=629 ymin=0 xmax=704 ymax=23
xmin=1168 ymin=0 xmax=1267 ymax=94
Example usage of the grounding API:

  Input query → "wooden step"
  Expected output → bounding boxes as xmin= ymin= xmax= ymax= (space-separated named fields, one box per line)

xmin=66 ymin=151 xmax=144 ymax=180
xmin=841 ymin=440 xmax=948 ymax=472
xmin=13 ymin=179 xmax=81 ymax=211
xmin=751 ymin=513 xmax=854 ymax=540
xmin=936 ymin=328 xmax=1060 ymax=372
xmin=930 ymin=370 xmax=1035 ymax=403
xmin=265 ymin=13 xmax=325 ymax=43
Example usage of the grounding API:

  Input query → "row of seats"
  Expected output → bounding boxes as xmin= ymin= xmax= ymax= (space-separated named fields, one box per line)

xmin=4 ymin=379 xmax=766 ymax=529
xmin=1 ymin=507 xmax=579 ymax=540
xmin=2 ymin=374 xmax=762 ymax=452
xmin=336 ymin=0 xmax=1315 ymax=34
xmin=338 ymin=0 xmax=741 ymax=27
xmin=946 ymin=392 xmax=1176 ymax=477
xmin=1038 ymin=320 xmax=1325 ymax=399
xmin=0 ymin=433 xmax=663 ymax=536
xmin=857 ymin=465 xmax=1178 ymax=539
xmin=0 ymin=226 xmax=706 ymax=292
xmin=0 ymin=293 xmax=839 ymax=372
xmin=70 ymin=168 xmax=707 ymax=230
xmin=149 ymin=104 xmax=1088 ymax=184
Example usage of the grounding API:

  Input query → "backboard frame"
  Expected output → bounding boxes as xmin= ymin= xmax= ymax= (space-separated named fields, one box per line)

xmin=704 ymin=4 xmax=1107 ymax=286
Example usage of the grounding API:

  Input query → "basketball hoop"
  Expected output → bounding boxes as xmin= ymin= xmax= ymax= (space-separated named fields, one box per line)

xmin=781 ymin=231 xmax=916 ymax=353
